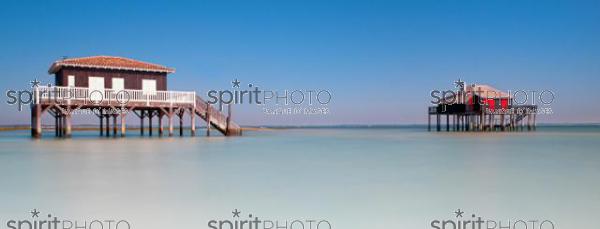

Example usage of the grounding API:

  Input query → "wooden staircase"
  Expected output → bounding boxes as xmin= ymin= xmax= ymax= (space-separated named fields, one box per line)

xmin=194 ymin=96 xmax=242 ymax=136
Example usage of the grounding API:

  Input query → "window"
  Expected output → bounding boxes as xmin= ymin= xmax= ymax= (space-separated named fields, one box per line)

xmin=142 ymin=79 xmax=157 ymax=95
xmin=88 ymin=76 xmax=105 ymax=102
xmin=68 ymin=75 xmax=75 ymax=87
xmin=112 ymin=78 xmax=124 ymax=92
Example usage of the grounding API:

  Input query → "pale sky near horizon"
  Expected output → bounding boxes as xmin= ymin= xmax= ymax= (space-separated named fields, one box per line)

xmin=0 ymin=0 xmax=599 ymax=126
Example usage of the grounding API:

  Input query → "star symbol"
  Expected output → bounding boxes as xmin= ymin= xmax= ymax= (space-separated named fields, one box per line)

xmin=30 ymin=209 xmax=40 ymax=218
xmin=454 ymin=78 xmax=465 ymax=91
xmin=454 ymin=209 xmax=464 ymax=218
xmin=232 ymin=79 xmax=241 ymax=88
xmin=30 ymin=78 xmax=41 ymax=88
xmin=232 ymin=209 xmax=241 ymax=218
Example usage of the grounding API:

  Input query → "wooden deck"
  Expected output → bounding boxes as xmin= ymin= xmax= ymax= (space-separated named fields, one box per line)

xmin=31 ymin=86 xmax=242 ymax=138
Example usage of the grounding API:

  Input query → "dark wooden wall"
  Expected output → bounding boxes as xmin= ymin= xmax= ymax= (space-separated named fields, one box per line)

xmin=55 ymin=67 xmax=168 ymax=90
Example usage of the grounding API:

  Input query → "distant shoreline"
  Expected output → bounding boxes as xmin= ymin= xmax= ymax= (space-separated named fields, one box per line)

xmin=1 ymin=123 xmax=598 ymax=132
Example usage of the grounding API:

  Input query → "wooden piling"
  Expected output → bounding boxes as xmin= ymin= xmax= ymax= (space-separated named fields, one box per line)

xmin=190 ymin=107 xmax=196 ymax=136
xmin=120 ymin=110 xmax=127 ymax=137
xmin=149 ymin=111 xmax=153 ymax=136
xmin=112 ymin=114 xmax=118 ymax=136
xmin=99 ymin=109 xmax=104 ymax=136
xmin=178 ymin=110 xmax=184 ymax=136
xmin=57 ymin=115 xmax=62 ymax=138
xmin=31 ymin=104 xmax=42 ymax=138
xmin=481 ymin=114 xmax=486 ymax=131
xmin=168 ymin=108 xmax=174 ymax=137
xmin=55 ymin=114 xmax=59 ymax=137
xmin=64 ymin=114 xmax=72 ymax=138
xmin=158 ymin=113 xmax=164 ymax=136
xmin=60 ymin=115 xmax=64 ymax=137
xmin=427 ymin=114 xmax=431 ymax=131
xmin=105 ymin=115 xmax=110 ymax=137
xmin=453 ymin=115 xmax=457 ymax=131
xmin=455 ymin=115 xmax=459 ymax=131
xmin=140 ymin=110 xmax=145 ymax=136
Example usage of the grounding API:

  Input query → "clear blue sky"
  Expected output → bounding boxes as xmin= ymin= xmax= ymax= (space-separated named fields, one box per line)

xmin=1 ymin=0 xmax=599 ymax=125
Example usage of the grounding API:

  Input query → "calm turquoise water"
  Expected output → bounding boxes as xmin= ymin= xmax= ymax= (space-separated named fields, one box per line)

xmin=0 ymin=126 xmax=599 ymax=228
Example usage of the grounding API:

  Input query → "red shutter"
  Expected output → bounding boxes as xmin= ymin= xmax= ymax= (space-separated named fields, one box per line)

xmin=501 ymin=99 xmax=508 ymax=109
xmin=486 ymin=99 xmax=495 ymax=111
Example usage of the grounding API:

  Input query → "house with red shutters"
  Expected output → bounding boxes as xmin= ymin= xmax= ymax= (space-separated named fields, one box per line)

xmin=428 ymin=80 xmax=536 ymax=132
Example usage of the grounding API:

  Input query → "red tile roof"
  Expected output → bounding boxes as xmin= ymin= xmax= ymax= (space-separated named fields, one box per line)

xmin=48 ymin=56 xmax=175 ymax=74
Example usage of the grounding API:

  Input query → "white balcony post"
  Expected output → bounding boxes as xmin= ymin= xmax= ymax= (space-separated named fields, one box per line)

xmin=67 ymin=87 xmax=71 ymax=105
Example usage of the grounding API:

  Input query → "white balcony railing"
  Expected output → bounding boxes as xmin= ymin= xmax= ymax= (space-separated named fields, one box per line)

xmin=33 ymin=86 xmax=196 ymax=106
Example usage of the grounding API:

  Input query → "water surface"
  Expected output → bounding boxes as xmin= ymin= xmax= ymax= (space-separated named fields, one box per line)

xmin=0 ymin=126 xmax=598 ymax=228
